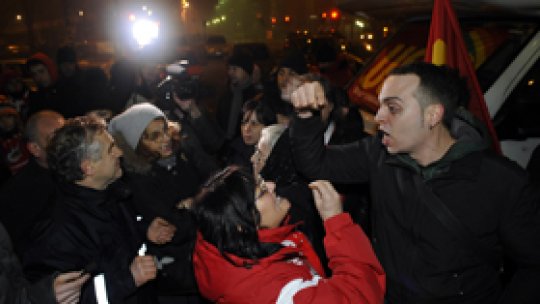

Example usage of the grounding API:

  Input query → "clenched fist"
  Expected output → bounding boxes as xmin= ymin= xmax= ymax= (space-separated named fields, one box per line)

xmin=130 ymin=255 xmax=157 ymax=287
xmin=291 ymin=81 xmax=327 ymax=118
xmin=147 ymin=217 xmax=176 ymax=245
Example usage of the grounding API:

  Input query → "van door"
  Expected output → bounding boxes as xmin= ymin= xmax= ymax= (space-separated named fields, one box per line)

xmin=493 ymin=57 xmax=540 ymax=168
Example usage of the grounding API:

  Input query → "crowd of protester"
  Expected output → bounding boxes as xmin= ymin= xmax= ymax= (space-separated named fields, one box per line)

xmin=0 ymin=43 xmax=539 ymax=304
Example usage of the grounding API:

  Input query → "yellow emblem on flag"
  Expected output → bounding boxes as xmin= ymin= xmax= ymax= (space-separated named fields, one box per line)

xmin=432 ymin=39 xmax=446 ymax=66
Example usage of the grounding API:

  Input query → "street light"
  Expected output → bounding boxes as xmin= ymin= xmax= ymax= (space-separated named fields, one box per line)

xmin=330 ymin=10 xmax=340 ymax=20
xmin=132 ymin=19 xmax=159 ymax=48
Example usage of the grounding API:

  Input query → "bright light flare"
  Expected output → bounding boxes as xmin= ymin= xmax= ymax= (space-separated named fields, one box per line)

xmin=132 ymin=19 xmax=159 ymax=48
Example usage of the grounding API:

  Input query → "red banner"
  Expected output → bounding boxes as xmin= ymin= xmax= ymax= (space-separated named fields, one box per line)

xmin=425 ymin=0 xmax=501 ymax=153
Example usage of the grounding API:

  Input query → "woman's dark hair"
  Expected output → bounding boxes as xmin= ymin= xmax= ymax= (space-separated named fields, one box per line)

xmin=193 ymin=166 xmax=282 ymax=267
xmin=241 ymin=99 xmax=277 ymax=126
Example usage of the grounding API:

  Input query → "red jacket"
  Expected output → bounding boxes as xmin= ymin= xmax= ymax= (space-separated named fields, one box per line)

xmin=193 ymin=213 xmax=385 ymax=303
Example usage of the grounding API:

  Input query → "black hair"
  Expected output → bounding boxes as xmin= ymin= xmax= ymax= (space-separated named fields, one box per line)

xmin=193 ymin=166 xmax=283 ymax=268
xmin=389 ymin=62 xmax=469 ymax=129
xmin=241 ymin=99 xmax=277 ymax=126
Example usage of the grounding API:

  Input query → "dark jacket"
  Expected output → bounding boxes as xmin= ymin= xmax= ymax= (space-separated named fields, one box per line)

xmin=259 ymin=131 xmax=326 ymax=269
xmin=27 ymin=86 xmax=61 ymax=118
xmin=223 ymin=136 xmax=255 ymax=170
xmin=290 ymin=111 xmax=540 ymax=304
xmin=116 ymin=134 xmax=209 ymax=296
xmin=326 ymin=107 xmax=372 ymax=234
xmin=22 ymin=182 xmax=157 ymax=304
xmin=0 ymin=159 xmax=57 ymax=258
xmin=0 ymin=222 xmax=57 ymax=304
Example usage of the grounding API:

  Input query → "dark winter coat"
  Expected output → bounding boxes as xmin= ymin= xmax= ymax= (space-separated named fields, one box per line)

xmin=0 ymin=159 xmax=57 ymax=258
xmin=325 ymin=107 xmax=372 ymax=233
xmin=223 ymin=136 xmax=255 ymax=170
xmin=290 ymin=110 xmax=540 ymax=304
xmin=115 ymin=133 xmax=209 ymax=296
xmin=22 ymin=182 xmax=157 ymax=304
xmin=0 ymin=222 xmax=57 ymax=304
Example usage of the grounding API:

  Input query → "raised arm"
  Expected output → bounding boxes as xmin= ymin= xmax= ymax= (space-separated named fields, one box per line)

xmin=289 ymin=82 xmax=372 ymax=183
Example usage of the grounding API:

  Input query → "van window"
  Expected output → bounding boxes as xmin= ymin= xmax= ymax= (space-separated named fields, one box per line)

xmin=494 ymin=58 xmax=540 ymax=140
xmin=348 ymin=19 xmax=538 ymax=113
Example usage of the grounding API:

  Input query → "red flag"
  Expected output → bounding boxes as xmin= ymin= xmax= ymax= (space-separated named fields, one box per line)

xmin=425 ymin=0 xmax=501 ymax=153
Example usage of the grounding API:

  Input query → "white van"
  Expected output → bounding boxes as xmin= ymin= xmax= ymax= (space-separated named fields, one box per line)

xmin=347 ymin=16 xmax=540 ymax=168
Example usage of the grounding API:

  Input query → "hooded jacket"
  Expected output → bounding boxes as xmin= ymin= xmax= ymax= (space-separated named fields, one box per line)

xmin=290 ymin=108 xmax=540 ymax=303
xmin=193 ymin=213 xmax=385 ymax=304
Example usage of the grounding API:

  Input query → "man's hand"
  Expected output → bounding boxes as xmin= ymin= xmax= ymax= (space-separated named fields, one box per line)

xmin=130 ymin=255 xmax=157 ymax=287
xmin=147 ymin=217 xmax=176 ymax=245
xmin=309 ymin=180 xmax=343 ymax=221
xmin=168 ymin=120 xmax=182 ymax=136
xmin=173 ymin=94 xmax=201 ymax=118
xmin=176 ymin=197 xmax=194 ymax=209
xmin=291 ymin=81 xmax=327 ymax=118
xmin=54 ymin=271 xmax=90 ymax=304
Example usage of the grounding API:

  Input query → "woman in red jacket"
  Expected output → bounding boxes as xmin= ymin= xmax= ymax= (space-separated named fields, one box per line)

xmin=192 ymin=166 xmax=385 ymax=303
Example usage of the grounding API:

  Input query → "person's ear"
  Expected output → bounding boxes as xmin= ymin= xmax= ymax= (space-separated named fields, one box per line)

xmin=425 ymin=103 xmax=444 ymax=129
xmin=80 ymin=159 xmax=93 ymax=177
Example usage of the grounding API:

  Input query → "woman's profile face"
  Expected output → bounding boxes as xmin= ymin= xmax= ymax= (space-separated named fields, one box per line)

xmin=241 ymin=111 xmax=264 ymax=146
xmin=254 ymin=179 xmax=290 ymax=229
xmin=140 ymin=118 xmax=173 ymax=158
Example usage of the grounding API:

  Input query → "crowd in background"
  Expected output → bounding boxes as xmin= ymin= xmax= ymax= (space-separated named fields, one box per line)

xmin=0 ymin=44 xmax=375 ymax=304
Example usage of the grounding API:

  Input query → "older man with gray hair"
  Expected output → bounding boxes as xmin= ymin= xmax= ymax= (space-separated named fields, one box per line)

xmin=23 ymin=116 xmax=172 ymax=304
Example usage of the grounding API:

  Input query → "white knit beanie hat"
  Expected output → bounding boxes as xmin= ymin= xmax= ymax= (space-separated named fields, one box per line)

xmin=108 ymin=103 xmax=165 ymax=150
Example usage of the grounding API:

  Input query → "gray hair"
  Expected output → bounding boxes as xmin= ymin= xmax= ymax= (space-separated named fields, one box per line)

xmin=47 ymin=116 xmax=106 ymax=183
